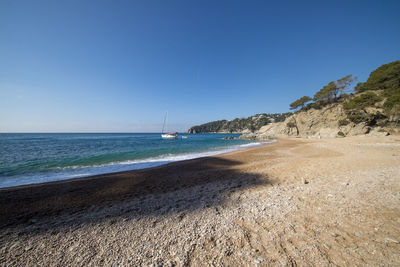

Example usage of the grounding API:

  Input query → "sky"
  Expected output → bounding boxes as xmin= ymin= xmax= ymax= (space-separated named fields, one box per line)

xmin=0 ymin=0 xmax=399 ymax=132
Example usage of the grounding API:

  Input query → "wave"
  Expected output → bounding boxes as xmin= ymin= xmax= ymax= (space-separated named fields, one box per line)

xmin=239 ymin=142 xmax=261 ymax=147
xmin=0 ymin=141 xmax=264 ymax=188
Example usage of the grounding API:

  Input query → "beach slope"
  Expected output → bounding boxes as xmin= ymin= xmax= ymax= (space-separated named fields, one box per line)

xmin=1 ymin=137 xmax=400 ymax=266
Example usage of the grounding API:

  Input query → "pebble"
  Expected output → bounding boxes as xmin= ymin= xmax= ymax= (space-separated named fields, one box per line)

xmin=354 ymin=232 xmax=363 ymax=238
xmin=385 ymin=237 xmax=399 ymax=244
xmin=329 ymin=232 xmax=339 ymax=237
xmin=9 ymin=242 xmax=20 ymax=250
xmin=254 ymin=257 xmax=264 ymax=264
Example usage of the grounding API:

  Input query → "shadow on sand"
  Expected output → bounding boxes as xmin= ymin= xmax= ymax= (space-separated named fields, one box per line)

xmin=0 ymin=156 xmax=272 ymax=234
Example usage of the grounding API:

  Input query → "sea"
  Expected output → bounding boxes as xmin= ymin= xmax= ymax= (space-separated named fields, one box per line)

xmin=0 ymin=133 xmax=263 ymax=188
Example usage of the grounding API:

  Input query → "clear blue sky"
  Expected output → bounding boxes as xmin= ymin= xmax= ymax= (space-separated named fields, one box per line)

xmin=1 ymin=0 xmax=399 ymax=132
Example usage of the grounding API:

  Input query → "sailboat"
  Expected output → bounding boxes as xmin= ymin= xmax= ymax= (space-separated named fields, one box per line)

xmin=161 ymin=110 xmax=178 ymax=139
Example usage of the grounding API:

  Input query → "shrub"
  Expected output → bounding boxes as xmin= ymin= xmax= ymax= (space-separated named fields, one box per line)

xmin=338 ymin=119 xmax=350 ymax=126
xmin=347 ymin=111 xmax=386 ymax=126
xmin=384 ymin=94 xmax=400 ymax=111
xmin=347 ymin=112 xmax=374 ymax=124
xmin=337 ymin=131 xmax=345 ymax=137
xmin=383 ymin=87 xmax=400 ymax=97
xmin=343 ymin=92 xmax=383 ymax=110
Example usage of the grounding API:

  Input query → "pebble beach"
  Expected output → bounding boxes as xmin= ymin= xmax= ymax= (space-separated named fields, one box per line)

xmin=1 ymin=136 xmax=400 ymax=266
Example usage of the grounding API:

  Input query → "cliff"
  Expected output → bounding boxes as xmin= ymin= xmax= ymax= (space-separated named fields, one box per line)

xmin=240 ymin=102 xmax=388 ymax=140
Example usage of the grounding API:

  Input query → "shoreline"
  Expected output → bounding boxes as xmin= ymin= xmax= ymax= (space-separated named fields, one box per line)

xmin=0 ymin=138 xmax=277 ymax=228
xmin=0 ymin=140 xmax=268 ymax=191
xmin=0 ymin=138 xmax=268 ymax=190
xmin=1 ymin=136 xmax=399 ymax=265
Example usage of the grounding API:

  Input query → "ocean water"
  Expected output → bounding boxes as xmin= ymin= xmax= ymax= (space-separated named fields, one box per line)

xmin=0 ymin=133 xmax=263 ymax=188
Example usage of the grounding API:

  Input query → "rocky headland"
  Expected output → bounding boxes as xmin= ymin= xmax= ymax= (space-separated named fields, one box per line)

xmin=240 ymin=60 xmax=400 ymax=140
xmin=239 ymin=101 xmax=394 ymax=140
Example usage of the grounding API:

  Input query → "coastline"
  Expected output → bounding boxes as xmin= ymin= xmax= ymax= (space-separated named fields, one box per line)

xmin=0 ymin=139 xmax=268 ymax=191
xmin=0 ymin=139 xmax=272 ymax=226
xmin=1 ymin=136 xmax=400 ymax=265
xmin=0 ymin=136 xmax=266 ymax=189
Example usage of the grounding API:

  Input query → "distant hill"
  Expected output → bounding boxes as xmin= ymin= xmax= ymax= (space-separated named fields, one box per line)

xmin=187 ymin=113 xmax=292 ymax=133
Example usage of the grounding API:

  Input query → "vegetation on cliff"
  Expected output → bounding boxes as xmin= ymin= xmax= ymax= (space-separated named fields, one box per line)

xmin=289 ymin=96 xmax=312 ymax=110
xmin=290 ymin=60 xmax=400 ymax=127
xmin=188 ymin=113 xmax=292 ymax=133
xmin=190 ymin=60 xmax=399 ymax=136
xmin=343 ymin=92 xmax=383 ymax=110
xmin=343 ymin=61 xmax=400 ymax=126
xmin=289 ymin=75 xmax=357 ymax=110
xmin=355 ymin=61 xmax=400 ymax=94
xmin=351 ymin=60 xmax=400 ymax=123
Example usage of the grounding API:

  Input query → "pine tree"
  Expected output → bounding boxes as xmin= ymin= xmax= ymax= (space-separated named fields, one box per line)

xmin=313 ymin=82 xmax=337 ymax=102
xmin=336 ymin=75 xmax=357 ymax=97
xmin=289 ymin=96 xmax=312 ymax=110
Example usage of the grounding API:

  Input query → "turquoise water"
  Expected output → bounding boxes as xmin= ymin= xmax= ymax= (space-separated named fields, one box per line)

xmin=0 ymin=133 xmax=261 ymax=188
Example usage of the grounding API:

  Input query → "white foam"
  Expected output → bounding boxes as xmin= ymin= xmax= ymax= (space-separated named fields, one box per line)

xmin=0 ymin=141 xmax=264 ymax=188
xmin=239 ymin=142 xmax=261 ymax=147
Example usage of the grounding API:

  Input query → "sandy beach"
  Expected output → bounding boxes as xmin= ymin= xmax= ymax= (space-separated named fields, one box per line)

xmin=1 ymin=136 xmax=400 ymax=266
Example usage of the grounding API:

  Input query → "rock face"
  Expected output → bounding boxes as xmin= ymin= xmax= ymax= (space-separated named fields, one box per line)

xmin=240 ymin=103 xmax=390 ymax=140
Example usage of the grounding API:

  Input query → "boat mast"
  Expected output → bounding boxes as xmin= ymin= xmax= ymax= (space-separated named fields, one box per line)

xmin=166 ymin=110 xmax=168 ymax=133
xmin=162 ymin=110 xmax=168 ymax=133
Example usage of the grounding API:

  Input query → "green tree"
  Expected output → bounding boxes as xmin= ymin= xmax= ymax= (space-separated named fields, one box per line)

xmin=313 ymin=82 xmax=337 ymax=102
xmin=343 ymin=92 xmax=383 ymax=110
xmin=356 ymin=60 xmax=400 ymax=93
xmin=336 ymin=75 xmax=357 ymax=97
xmin=354 ymin=82 xmax=365 ymax=93
xmin=289 ymin=96 xmax=312 ymax=110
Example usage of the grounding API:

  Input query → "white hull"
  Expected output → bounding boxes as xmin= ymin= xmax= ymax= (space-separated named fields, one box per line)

xmin=161 ymin=111 xmax=178 ymax=139
xmin=162 ymin=133 xmax=178 ymax=139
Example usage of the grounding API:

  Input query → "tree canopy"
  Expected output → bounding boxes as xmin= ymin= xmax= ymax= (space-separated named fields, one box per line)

xmin=290 ymin=96 xmax=312 ymax=110
xmin=313 ymin=81 xmax=338 ymax=102
xmin=354 ymin=82 xmax=365 ymax=93
xmin=356 ymin=60 xmax=400 ymax=93
xmin=307 ymin=75 xmax=356 ymax=107
xmin=336 ymin=75 xmax=357 ymax=97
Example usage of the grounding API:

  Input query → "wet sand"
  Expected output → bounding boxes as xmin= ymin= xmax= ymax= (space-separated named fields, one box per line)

xmin=1 ymin=137 xmax=400 ymax=266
